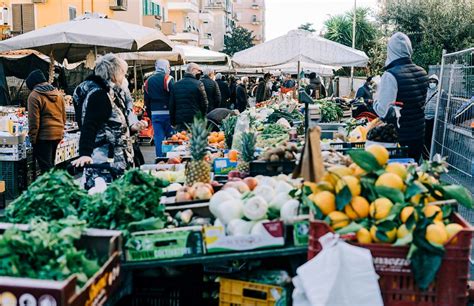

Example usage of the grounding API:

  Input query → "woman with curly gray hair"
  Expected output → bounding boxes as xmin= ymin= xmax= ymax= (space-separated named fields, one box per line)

xmin=72 ymin=53 xmax=147 ymax=188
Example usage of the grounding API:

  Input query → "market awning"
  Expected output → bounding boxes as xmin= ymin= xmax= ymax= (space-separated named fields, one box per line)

xmin=0 ymin=15 xmax=174 ymax=63
xmin=116 ymin=44 xmax=230 ymax=67
xmin=232 ymin=30 xmax=368 ymax=69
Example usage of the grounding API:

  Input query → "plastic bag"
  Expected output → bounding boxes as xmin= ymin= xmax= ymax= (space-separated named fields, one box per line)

xmin=293 ymin=233 xmax=383 ymax=306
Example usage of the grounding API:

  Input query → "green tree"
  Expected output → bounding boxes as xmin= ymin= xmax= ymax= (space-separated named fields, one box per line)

xmin=298 ymin=22 xmax=316 ymax=33
xmin=323 ymin=8 xmax=383 ymax=75
xmin=378 ymin=0 xmax=473 ymax=69
xmin=223 ymin=26 xmax=255 ymax=56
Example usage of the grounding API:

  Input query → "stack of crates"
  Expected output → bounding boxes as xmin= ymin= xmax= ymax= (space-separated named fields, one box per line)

xmin=0 ymin=160 xmax=27 ymax=200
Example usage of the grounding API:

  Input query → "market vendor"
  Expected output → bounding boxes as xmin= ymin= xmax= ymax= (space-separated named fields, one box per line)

xmin=144 ymin=59 xmax=175 ymax=157
xmin=356 ymin=76 xmax=374 ymax=103
xmin=72 ymin=54 xmax=147 ymax=188
xmin=373 ymin=32 xmax=428 ymax=161
xmin=26 ymin=69 xmax=66 ymax=173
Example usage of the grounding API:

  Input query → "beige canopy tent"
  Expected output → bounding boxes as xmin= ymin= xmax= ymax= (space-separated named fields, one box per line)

xmin=0 ymin=15 xmax=173 ymax=63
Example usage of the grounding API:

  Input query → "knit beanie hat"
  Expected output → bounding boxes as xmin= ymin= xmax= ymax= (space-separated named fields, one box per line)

xmin=26 ymin=69 xmax=47 ymax=90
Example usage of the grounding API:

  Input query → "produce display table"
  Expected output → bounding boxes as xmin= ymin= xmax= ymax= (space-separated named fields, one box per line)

xmin=122 ymin=245 xmax=308 ymax=270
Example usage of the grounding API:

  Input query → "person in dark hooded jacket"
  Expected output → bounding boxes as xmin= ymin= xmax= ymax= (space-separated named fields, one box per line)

xmin=26 ymin=69 xmax=66 ymax=173
xmin=306 ymin=72 xmax=326 ymax=98
xmin=201 ymin=68 xmax=221 ymax=113
xmin=373 ymin=32 xmax=428 ymax=161
xmin=216 ymin=73 xmax=231 ymax=108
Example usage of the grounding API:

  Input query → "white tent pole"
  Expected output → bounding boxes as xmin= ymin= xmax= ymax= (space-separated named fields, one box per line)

xmin=350 ymin=0 xmax=357 ymax=93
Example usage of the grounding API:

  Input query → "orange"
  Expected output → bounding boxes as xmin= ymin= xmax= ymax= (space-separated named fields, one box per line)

xmin=228 ymin=150 xmax=238 ymax=162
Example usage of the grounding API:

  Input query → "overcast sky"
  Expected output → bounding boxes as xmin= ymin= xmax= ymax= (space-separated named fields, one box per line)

xmin=265 ymin=0 xmax=379 ymax=40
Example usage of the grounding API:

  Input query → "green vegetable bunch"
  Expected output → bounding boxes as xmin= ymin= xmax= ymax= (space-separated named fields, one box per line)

xmin=5 ymin=170 xmax=89 ymax=224
xmin=0 ymin=217 xmax=100 ymax=287
xmin=319 ymin=101 xmax=344 ymax=123
xmin=80 ymin=169 xmax=168 ymax=234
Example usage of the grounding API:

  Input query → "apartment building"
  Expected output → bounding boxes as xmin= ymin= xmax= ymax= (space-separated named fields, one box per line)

xmin=115 ymin=0 xmax=169 ymax=30
xmin=233 ymin=0 xmax=265 ymax=45
xmin=204 ymin=0 xmax=233 ymax=51
xmin=2 ymin=0 xmax=119 ymax=35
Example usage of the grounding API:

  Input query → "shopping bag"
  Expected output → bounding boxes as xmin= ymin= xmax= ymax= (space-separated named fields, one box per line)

xmin=292 ymin=126 xmax=324 ymax=182
xmin=293 ymin=232 xmax=383 ymax=306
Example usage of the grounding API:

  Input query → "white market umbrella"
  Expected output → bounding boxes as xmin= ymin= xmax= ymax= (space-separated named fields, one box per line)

xmin=232 ymin=29 xmax=368 ymax=68
xmin=0 ymin=16 xmax=173 ymax=63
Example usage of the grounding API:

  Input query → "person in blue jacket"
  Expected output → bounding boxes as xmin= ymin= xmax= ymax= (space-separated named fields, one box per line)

xmin=144 ymin=59 xmax=175 ymax=157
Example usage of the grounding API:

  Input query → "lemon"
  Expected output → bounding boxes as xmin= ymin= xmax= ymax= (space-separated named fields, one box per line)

xmin=370 ymin=225 xmax=397 ymax=243
xmin=417 ymin=172 xmax=438 ymax=185
xmin=369 ymin=198 xmax=394 ymax=220
xmin=309 ymin=191 xmax=336 ymax=216
xmin=423 ymin=205 xmax=443 ymax=221
xmin=410 ymin=194 xmax=423 ymax=204
xmin=445 ymin=223 xmax=463 ymax=240
xmin=356 ymin=228 xmax=372 ymax=244
xmin=397 ymin=224 xmax=411 ymax=239
xmin=303 ymin=182 xmax=318 ymax=193
xmin=400 ymin=206 xmax=417 ymax=223
xmin=321 ymin=172 xmax=337 ymax=189
xmin=344 ymin=196 xmax=370 ymax=220
xmin=328 ymin=211 xmax=350 ymax=230
xmin=366 ymin=144 xmax=389 ymax=166
xmin=375 ymin=173 xmax=405 ymax=191
xmin=349 ymin=163 xmax=365 ymax=177
xmin=335 ymin=175 xmax=361 ymax=196
xmin=328 ymin=165 xmax=353 ymax=179
xmin=426 ymin=223 xmax=448 ymax=245
xmin=386 ymin=162 xmax=407 ymax=180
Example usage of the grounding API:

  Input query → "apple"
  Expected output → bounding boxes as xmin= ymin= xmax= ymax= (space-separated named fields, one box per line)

xmin=243 ymin=177 xmax=258 ymax=191
xmin=228 ymin=170 xmax=242 ymax=179
xmin=232 ymin=181 xmax=251 ymax=193
xmin=194 ymin=186 xmax=213 ymax=200
xmin=176 ymin=191 xmax=192 ymax=202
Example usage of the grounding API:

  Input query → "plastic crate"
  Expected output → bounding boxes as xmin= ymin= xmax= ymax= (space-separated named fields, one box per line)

xmin=117 ymin=275 xmax=205 ymax=306
xmin=307 ymin=213 xmax=473 ymax=306
xmin=0 ymin=160 xmax=27 ymax=199
xmin=249 ymin=160 xmax=296 ymax=177
xmin=219 ymin=278 xmax=287 ymax=306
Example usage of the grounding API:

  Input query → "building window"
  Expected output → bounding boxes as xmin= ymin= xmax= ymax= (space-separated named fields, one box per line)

xmin=11 ymin=4 xmax=34 ymax=34
xmin=69 ymin=6 xmax=77 ymax=20
xmin=252 ymin=15 xmax=257 ymax=22
xmin=143 ymin=0 xmax=160 ymax=16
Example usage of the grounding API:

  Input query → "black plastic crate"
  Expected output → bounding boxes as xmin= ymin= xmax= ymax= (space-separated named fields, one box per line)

xmin=249 ymin=160 xmax=296 ymax=177
xmin=0 ymin=160 xmax=26 ymax=200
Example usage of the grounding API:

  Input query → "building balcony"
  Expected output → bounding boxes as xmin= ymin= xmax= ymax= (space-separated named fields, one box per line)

xmin=251 ymin=4 xmax=261 ymax=10
xmin=168 ymin=0 xmax=199 ymax=13
xmin=200 ymin=35 xmax=214 ymax=48
xmin=161 ymin=22 xmax=177 ymax=35
xmin=205 ymin=0 xmax=226 ymax=10
xmin=199 ymin=11 xmax=214 ymax=23
xmin=168 ymin=31 xmax=200 ymax=43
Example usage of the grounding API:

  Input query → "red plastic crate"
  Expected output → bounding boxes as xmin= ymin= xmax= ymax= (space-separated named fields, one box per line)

xmin=308 ymin=213 xmax=473 ymax=306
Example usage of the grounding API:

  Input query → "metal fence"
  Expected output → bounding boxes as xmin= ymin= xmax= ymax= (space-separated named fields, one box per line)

xmin=430 ymin=48 xmax=473 ymax=194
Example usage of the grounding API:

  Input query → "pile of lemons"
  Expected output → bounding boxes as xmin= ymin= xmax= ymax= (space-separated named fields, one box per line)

xmin=305 ymin=144 xmax=463 ymax=245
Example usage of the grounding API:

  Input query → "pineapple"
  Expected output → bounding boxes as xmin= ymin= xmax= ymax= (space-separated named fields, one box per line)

xmin=185 ymin=116 xmax=211 ymax=186
xmin=221 ymin=115 xmax=238 ymax=149
xmin=237 ymin=132 xmax=256 ymax=175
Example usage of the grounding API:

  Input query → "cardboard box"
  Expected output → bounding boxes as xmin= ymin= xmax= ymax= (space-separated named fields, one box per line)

xmin=204 ymin=221 xmax=285 ymax=253
xmin=0 ymin=225 xmax=122 ymax=306
xmin=0 ymin=134 xmax=26 ymax=145
xmin=126 ymin=226 xmax=205 ymax=261
xmin=213 ymin=158 xmax=237 ymax=175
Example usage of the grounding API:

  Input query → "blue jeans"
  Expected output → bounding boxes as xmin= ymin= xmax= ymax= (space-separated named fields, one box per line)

xmin=152 ymin=113 xmax=174 ymax=157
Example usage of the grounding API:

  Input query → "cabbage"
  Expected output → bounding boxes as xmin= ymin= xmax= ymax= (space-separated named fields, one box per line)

xmin=269 ymin=192 xmax=292 ymax=211
xmin=276 ymin=118 xmax=291 ymax=129
xmin=216 ymin=199 xmax=244 ymax=225
xmin=280 ymin=200 xmax=300 ymax=224
xmin=253 ymin=185 xmax=274 ymax=203
xmin=243 ymin=196 xmax=268 ymax=221
xmin=274 ymin=181 xmax=293 ymax=194
xmin=210 ymin=190 xmax=236 ymax=217
xmin=227 ymin=219 xmax=255 ymax=236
